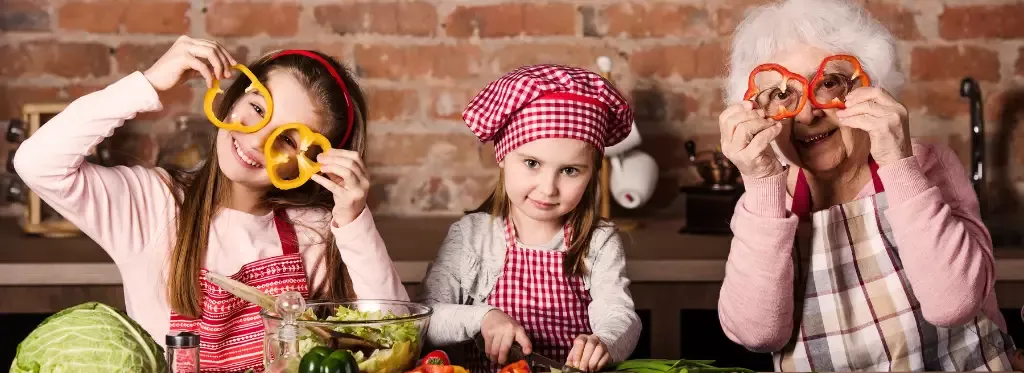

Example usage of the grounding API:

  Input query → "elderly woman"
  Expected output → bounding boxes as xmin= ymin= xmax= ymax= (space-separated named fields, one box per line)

xmin=716 ymin=0 xmax=1020 ymax=371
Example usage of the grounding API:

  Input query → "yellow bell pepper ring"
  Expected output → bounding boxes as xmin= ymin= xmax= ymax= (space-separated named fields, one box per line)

xmin=264 ymin=123 xmax=332 ymax=190
xmin=203 ymin=64 xmax=274 ymax=133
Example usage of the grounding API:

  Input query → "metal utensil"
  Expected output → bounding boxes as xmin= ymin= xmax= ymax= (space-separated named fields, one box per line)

xmin=204 ymin=272 xmax=387 ymax=354
xmin=472 ymin=333 xmax=582 ymax=373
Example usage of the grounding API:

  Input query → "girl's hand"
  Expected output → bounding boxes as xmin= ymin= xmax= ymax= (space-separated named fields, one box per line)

xmin=836 ymin=87 xmax=912 ymax=166
xmin=143 ymin=35 xmax=237 ymax=91
xmin=480 ymin=309 xmax=532 ymax=365
xmin=718 ymin=101 xmax=785 ymax=179
xmin=311 ymin=149 xmax=370 ymax=228
xmin=566 ymin=334 xmax=610 ymax=372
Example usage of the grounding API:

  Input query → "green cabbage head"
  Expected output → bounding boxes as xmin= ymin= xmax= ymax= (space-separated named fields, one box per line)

xmin=9 ymin=302 xmax=167 ymax=373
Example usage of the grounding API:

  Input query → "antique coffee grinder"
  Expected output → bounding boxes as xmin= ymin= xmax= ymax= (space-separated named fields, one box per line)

xmin=678 ymin=140 xmax=744 ymax=235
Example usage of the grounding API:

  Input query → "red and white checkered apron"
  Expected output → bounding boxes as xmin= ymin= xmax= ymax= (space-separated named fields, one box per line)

xmin=169 ymin=210 xmax=310 ymax=373
xmin=777 ymin=158 xmax=1016 ymax=371
xmin=466 ymin=218 xmax=593 ymax=373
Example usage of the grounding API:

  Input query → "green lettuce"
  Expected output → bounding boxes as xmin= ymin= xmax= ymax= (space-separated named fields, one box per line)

xmin=9 ymin=302 xmax=166 ymax=373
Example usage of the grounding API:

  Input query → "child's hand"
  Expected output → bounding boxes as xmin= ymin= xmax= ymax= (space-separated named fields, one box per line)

xmin=566 ymin=334 xmax=610 ymax=372
xmin=480 ymin=309 xmax=532 ymax=365
xmin=143 ymin=35 xmax=237 ymax=91
xmin=312 ymin=149 xmax=369 ymax=228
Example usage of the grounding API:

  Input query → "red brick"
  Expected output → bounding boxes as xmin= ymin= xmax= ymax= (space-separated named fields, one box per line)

xmin=115 ymin=43 xmax=173 ymax=74
xmin=139 ymin=84 xmax=194 ymax=121
xmin=59 ymin=0 xmax=189 ymax=34
xmin=911 ymin=45 xmax=1000 ymax=82
xmin=0 ymin=41 xmax=110 ymax=79
xmin=206 ymin=1 xmax=299 ymax=37
xmin=354 ymin=44 xmax=480 ymax=80
xmin=430 ymin=87 xmax=476 ymax=120
xmin=939 ymin=4 xmax=1024 ymax=40
xmin=1018 ymin=47 xmax=1024 ymax=77
xmin=444 ymin=3 xmax=576 ymax=38
xmin=314 ymin=2 xmax=436 ymax=36
xmin=900 ymin=81 xmax=968 ymax=119
xmin=603 ymin=3 xmax=710 ymax=38
xmin=713 ymin=0 xmax=773 ymax=36
xmin=363 ymin=86 xmax=420 ymax=122
xmin=631 ymin=43 xmax=726 ymax=79
xmin=487 ymin=43 xmax=620 ymax=74
xmin=631 ymin=86 xmax=700 ymax=124
xmin=366 ymin=133 xmax=489 ymax=168
xmin=2 ymin=0 xmax=50 ymax=32
xmin=863 ymin=0 xmax=921 ymax=40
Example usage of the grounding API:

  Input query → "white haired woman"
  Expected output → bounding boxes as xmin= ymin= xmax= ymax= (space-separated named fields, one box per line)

xmin=716 ymin=0 xmax=1021 ymax=371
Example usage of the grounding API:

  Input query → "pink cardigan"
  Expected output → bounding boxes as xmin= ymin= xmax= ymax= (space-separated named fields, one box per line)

xmin=718 ymin=140 xmax=1007 ymax=352
xmin=12 ymin=72 xmax=409 ymax=344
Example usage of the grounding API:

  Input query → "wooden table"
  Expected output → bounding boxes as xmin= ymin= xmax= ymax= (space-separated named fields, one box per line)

xmin=3 ymin=216 xmax=1023 ymax=360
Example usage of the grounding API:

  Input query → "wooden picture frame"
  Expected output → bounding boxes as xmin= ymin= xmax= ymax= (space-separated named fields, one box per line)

xmin=20 ymin=103 xmax=82 ymax=237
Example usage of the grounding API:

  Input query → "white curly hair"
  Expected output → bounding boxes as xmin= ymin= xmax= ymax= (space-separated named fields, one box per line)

xmin=724 ymin=0 xmax=906 ymax=105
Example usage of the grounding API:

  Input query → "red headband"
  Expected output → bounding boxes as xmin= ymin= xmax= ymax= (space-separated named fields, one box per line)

xmin=272 ymin=49 xmax=355 ymax=148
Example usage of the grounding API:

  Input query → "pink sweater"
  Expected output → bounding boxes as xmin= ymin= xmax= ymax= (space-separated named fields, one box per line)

xmin=12 ymin=72 xmax=409 ymax=344
xmin=718 ymin=140 xmax=1007 ymax=352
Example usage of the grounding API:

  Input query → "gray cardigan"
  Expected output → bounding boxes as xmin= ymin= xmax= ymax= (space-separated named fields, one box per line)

xmin=417 ymin=212 xmax=642 ymax=363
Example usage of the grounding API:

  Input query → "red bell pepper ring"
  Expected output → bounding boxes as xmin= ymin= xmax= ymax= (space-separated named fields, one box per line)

xmin=808 ymin=54 xmax=872 ymax=109
xmin=743 ymin=63 xmax=809 ymax=121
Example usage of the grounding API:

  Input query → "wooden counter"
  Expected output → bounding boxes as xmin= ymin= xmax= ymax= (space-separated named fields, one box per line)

xmin=3 ymin=216 xmax=1024 ymax=359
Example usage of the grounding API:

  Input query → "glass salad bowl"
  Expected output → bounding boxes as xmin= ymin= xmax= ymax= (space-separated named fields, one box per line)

xmin=261 ymin=300 xmax=432 ymax=373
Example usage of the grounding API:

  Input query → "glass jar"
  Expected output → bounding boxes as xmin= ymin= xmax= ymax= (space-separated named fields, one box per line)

xmin=166 ymin=331 xmax=200 ymax=373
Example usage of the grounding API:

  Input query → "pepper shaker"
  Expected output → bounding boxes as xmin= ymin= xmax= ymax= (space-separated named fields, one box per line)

xmin=166 ymin=331 xmax=200 ymax=373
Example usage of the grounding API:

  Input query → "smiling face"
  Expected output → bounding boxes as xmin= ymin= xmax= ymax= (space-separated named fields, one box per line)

xmin=764 ymin=45 xmax=871 ymax=174
xmin=499 ymin=138 xmax=596 ymax=224
xmin=215 ymin=69 xmax=323 ymax=190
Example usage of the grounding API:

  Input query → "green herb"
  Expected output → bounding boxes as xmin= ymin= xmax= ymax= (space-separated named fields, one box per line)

xmin=608 ymin=359 xmax=756 ymax=373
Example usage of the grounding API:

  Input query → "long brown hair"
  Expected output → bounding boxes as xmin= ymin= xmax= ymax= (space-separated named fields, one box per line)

xmin=162 ymin=50 xmax=368 ymax=318
xmin=470 ymin=151 xmax=605 ymax=277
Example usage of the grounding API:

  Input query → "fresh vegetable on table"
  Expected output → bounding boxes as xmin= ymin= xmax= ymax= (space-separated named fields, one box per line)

xmin=419 ymin=350 xmax=450 ymax=366
xmin=9 ymin=302 xmax=167 ymax=373
xmin=607 ymin=359 xmax=756 ymax=373
xmin=405 ymin=363 xmax=468 ymax=373
xmin=295 ymin=305 xmax=423 ymax=373
xmin=299 ymin=346 xmax=360 ymax=373
xmin=499 ymin=360 xmax=531 ymax=373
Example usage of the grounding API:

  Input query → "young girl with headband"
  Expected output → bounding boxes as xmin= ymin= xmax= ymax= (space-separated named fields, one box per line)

xmin=13 ymin=36 xmax=407 ymax=372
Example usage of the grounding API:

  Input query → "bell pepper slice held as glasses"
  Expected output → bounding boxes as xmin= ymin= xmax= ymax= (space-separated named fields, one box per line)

xmin=264 ymin=123 xmax=332 ymax=190
xmin=808 ymin=54 xmax=871 ymax=109
xmin=203 ymin=64 xmax=275 ymax=133
xmin=743 ymin=63 xmax=809 ymax=121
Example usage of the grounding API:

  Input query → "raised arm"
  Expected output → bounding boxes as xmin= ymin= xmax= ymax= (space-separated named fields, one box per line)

xmin=880 ymin=141 xmax=998 ymax=327
xmin=330 ymin=207 xmax=409 ymax=301
xmin=717 ymin=173 xmax=799 ymax=352
xmin=12 ymin=71 xmax=173 ymax=261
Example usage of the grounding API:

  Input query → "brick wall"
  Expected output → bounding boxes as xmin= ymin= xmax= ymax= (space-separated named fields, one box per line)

xmin=2 ymin=0 xmax=1023 ymax=217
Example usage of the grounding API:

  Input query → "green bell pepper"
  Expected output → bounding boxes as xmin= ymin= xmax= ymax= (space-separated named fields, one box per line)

xmin=299 ymin=347 xmax=359 ymax=373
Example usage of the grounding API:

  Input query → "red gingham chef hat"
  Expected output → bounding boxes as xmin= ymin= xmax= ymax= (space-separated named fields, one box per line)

xmin=463 ymin=64 xmax=634 ymax=162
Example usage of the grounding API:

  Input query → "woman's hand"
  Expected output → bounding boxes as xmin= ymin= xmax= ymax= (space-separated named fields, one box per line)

xmin=719 ymin=101 xmax=785 ymax=179
xmin=836 ymin=87 xmax=912 ymax=166
xmin=566 ymin=334 xmax=610 ymax=372
xmin=311 ymin=149 xmax=370 ymax=228
xmin=143 ymin=35 xmax=237 ymax=91
xmin=480 ymin=309 xmax=532 ymax=365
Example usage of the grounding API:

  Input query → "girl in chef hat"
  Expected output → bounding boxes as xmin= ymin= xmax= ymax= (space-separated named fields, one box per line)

xmin=420 ymin=64 xmax=642 ymax=372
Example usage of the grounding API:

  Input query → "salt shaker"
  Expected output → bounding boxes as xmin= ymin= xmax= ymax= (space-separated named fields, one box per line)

xmin=166 ymin=331 xmax=200 ymax=373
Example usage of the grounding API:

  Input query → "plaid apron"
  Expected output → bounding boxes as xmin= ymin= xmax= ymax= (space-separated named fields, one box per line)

xmin=169 ymin=210 xmax=310 ymax=372
xmin=466 ymin=218 xmax=593 ymax=373
xmin=777 ymin=159 xmax=1016 ymax=371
